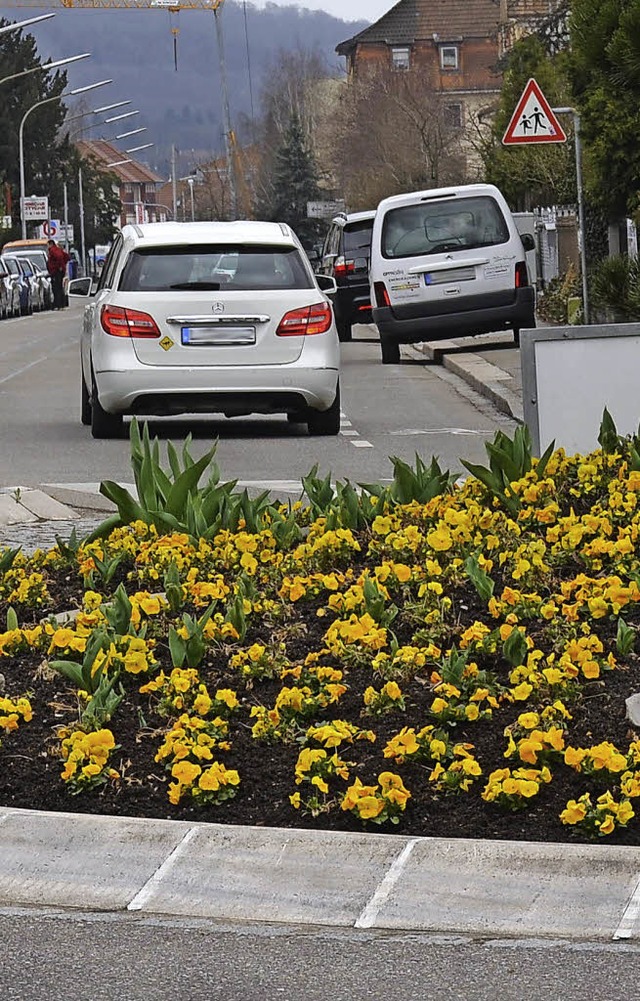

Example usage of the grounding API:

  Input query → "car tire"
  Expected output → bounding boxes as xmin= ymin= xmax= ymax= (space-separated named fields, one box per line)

xmin=307 ymin=382 xmax=341 ymax=436
xmin=337 ymin=317 xmax=353 ymax=343
xmin=380 ymin=337 xmax=401 ymax=364
xmin=513 ymin=328 xmax=520 ymax=347
xmin=286 ymin=411 xmax=306 ymax=424
xmin=90 ymin=374 xmax=124 ymax=439
xmin=81 ymin=372 xmax=92 ymax=426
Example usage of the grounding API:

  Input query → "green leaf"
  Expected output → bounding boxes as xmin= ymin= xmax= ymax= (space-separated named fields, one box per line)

xmin=464 ymin=555 xmax=495 ymax=602
xmin=99 ymin=481 xmax=147 ymax=523
xmin=536 ymin=438 xmax=556 ymax=478
xmin=0 ymin=546 xmax=21 ymax=574
xmin=598 ymin=408 xmax=619 ymax=453
xmin=164 ymin=447 xmax=218 ymax=519
xmin=616 ymin=617 xmax=635 ymax=657
xmin=503 ymin=628 xmax=528 ymax=668
xmin=168 ymin=626 xmax=186 ymax=669
xmin=49 ymin=659 xmax=86 ymax=689
xmin=6 ymin=606 xmax=19 ymax=631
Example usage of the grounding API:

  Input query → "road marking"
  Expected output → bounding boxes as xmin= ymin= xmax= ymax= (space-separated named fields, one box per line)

xmin=351 ymin=439 xmax=374 ymax=448
xmin=127 ymin=827 xmax=199 ymax=911
xmin=0 ymin=337 xmax=76 ymax=386
xmin=389 ymin=427 xmax=491 ymax=436
xmin=354 ymin=838 xmax=419 ymax=929
xmin=613 ymin=874 xmax=640 ymax=940
xmin=340 ymin=430 xmax=359 ymax=437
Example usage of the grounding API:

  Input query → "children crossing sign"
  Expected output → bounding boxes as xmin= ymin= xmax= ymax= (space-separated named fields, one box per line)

xmin=502 ymin=78 xmax=567 ymax=145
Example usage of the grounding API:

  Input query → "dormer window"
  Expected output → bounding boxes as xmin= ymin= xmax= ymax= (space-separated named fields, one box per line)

xmin=439 ymin=45 xmax=459 ymax=70
xmin=391 ymin=46 xmax=411 ymax=71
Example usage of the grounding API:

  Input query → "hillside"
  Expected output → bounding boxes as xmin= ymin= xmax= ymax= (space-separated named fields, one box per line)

xmin=25 ymin=2 xmax=367 ymax=174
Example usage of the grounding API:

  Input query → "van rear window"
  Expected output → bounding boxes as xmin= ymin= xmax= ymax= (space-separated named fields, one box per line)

xmin=118 ymin=244 xmax=313 ymax=292
xmin=382 ymin=196 xmax=510 ymax=259
xmin=343 ymin=221 xmax=374 ymax=255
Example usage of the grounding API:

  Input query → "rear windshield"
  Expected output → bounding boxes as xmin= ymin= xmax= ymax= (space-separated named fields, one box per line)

xmin=4 ymin=259 xmax=20 ymax=275
xmin=382 ymin=196 xmax=510 ymax=259
xmin=118 ymin=244 xmax=313 ymax=292
xmin=343 ymin=221 xmax=374 ymax=255
xmin=14 ymin=252 xmax=47 ymax=269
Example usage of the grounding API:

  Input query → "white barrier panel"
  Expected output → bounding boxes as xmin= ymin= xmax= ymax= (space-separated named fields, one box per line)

xmin=521 ymin=323 xmax=640 ymax=455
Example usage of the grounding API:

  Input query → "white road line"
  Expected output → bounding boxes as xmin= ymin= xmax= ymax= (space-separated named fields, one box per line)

xmin=340 ymin=430 xmax=359 ymax=437
xmin=0 ymin=337 xmax=76 ymax=386
xmin=354 ymin=838 xmax=419 ymax=929
xmin=351 ymin=439 xmax=374 ymax=448
xmin=613 ymin=874 xmax=640 ymax=940
xmin=127 ymin=827 xmax=199 ymax=911
xmin=389 ymin=427 xmax=491 ymax=436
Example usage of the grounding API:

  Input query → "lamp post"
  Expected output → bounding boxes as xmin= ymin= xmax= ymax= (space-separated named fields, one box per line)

xmin=188 ymin=177 xmax=195 ymax=221
xmin=0 ymin=52 xmax=91 ymax=88
xmin=19 ymin=79 xmax=112 ymax=239
xmin=0 ymin=13 xmax=55 ymax=36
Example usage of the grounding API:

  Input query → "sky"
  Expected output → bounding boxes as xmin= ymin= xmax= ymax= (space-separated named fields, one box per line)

xmin=251 ymin=0 xmax=394 ymax=22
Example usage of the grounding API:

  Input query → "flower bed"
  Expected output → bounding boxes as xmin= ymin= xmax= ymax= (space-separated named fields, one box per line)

xmin=1 ymin=422 xmax=640 ymax=843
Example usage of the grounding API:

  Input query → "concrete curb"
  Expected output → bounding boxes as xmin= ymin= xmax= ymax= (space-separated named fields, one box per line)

xmin=1 ymin=806 xmax=639 ymax=940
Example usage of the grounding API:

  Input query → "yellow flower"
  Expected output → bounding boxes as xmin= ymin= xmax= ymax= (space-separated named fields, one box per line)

xmin=289 ymin=792 xmax=301 ymax=809
xmin=560 ymin=799 xmax=588 ymax=824
xmin=511 ymin=682 xmax=533 ymax=701
xmin=171 ymin=760 xmax=201 ymax=785
xmin=517 ymin=712 xmax=540 ymax=730
xmin=357 ymin=795 xmax=385 ymax=819
xmin=427 ymin=526 xmax=453 ymax=552
xmin=599 ymin=815 xmax=615 ymax=835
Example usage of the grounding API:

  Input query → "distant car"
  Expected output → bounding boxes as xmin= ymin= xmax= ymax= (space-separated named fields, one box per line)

xmin=0 ymin=257 xmax=21 ymax=319
xmin=69 ymin=220 xmax=340 ymax=440
xmin=15 ymin=257 xmax=50 ymax=312
xmin=2 ymin=255 xmax=33 ymax=315
xmin=318 ymin=210 xmax=376 ymax=341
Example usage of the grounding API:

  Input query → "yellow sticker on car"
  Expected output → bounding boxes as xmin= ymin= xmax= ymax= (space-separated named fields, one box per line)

xmin=159 ymin=336 xmax=174 ymax=351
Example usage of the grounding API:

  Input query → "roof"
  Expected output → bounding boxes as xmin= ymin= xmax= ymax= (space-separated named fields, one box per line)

xmin=337 ymin=0 xmax=504 ymax=54
xmin=75 ymin=140 xmax=163 ymax=185
xmin=120 ymin=220 xmax=297 ymax=247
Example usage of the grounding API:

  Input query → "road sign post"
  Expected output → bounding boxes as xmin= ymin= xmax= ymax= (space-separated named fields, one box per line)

xmin=502 ymin=79 xmax=588 ymax=324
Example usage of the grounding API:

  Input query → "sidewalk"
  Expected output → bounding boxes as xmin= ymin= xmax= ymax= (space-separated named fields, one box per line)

xmin=410 ymin=330 xmax=523 ymax=421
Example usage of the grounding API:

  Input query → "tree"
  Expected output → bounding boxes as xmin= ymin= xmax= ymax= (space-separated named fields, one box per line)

xmin=0 ymin=19 xmax=70 ymax=232
xmin=334 ymin=66 xmax=469 ymax=210
xmin=265 ymin=112 xmax=322 ymax=246
xmin=568 ymin=0 xmax=640 ymax=217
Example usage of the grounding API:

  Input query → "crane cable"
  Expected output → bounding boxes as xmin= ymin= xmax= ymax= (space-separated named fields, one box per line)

xmin=169 ymin=8 xmax=180 ymax=72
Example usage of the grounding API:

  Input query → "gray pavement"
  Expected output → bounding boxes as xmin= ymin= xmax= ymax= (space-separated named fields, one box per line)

xmin=6 ymin=328 xmax=636 ymax=945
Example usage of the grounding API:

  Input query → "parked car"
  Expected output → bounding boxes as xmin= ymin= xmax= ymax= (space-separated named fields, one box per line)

xmin=6 ymin=248 xmax=53 ymax=308
xmin=69 ymin=221 xmax=340 ymax=439
xmin=0 ymin=257 xmax=21 ymax=319
xmin=369 ymin=183 xmax=536 ymax=364
xmin=318 ymin=210 xmax=376 ymax=341
xmin=16 ymin=257 xmax=50 ymax=312
xmin=2 ymin=255 xmax=33 ymax=315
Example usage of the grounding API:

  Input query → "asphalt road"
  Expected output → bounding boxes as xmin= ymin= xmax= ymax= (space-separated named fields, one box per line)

xmin=1 ymin=908 xmax=639 ymax=1001
xmin=0 ymin=302 xmax=515 ymax=489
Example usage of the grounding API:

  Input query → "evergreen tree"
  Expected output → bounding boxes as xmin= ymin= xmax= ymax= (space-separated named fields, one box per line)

xmin=0 ymin=19 xmax=70 ymax=233
xmin=266 ymin=113 xmax=322 ymax=246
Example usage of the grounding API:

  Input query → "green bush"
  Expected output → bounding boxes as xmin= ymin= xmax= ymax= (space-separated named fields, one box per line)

xmin=589 ymin=254 xmax=640 ymax=322
xmin=537 ymin=263 xmax=582 ymax=324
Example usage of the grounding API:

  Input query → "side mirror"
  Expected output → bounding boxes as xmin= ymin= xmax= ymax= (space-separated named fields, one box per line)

xmin=68 ymin=277 xmax=93 ymax=297
xmin=520 ymin=233 xmax=535 ymax=252
xmin=316 ymin=274 xmax=337 ymax=295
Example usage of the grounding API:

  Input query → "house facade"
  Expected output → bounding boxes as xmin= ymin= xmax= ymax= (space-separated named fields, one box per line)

xmin=336 ymin=0 xmax=563 ymax=140
xmin=76 ymin=140 xmax=168 ymax=228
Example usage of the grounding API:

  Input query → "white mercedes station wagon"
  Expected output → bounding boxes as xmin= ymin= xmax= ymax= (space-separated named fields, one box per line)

xmin=69 ymin=221 xmax=340 ymax=439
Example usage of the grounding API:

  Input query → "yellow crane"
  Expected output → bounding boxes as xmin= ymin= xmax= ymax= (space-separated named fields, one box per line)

xmin=3 ymin=0 xmax=240 ymax=215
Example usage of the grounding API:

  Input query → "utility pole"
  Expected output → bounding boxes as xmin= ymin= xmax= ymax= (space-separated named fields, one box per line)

xmin=63 ymin=181 xmax=69 ymax=253
xmin=171 ymin=144 xmax=178 ymax=221
xmin=78 ymin=165 xmax=86 ymax=276
xmin=553 ymin=107 xmax=590 ymax=324
xmin=214 ymin=7 xmax=238 ymax=220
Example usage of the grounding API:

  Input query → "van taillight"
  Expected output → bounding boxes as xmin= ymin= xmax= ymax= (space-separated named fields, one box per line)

xmin=374 ymin=281 xmax=390 ymax=307
xmin=515 ymin=261 xmax=529 ymax=288
xmin=334 ymin=256 xmax=355 ymax=277
xmin=276 ymin=302 xmax=332 ymax=336
xmin=101 ymin=304 xmax=161 ymax=338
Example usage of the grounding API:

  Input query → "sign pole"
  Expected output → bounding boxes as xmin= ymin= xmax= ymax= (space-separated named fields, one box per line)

xmin=553 ymin=107 xmax=589 ymax=324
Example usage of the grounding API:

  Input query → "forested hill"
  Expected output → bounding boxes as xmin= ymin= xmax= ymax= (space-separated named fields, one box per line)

xmin=18 ymin=2 xmax=367 ymax=171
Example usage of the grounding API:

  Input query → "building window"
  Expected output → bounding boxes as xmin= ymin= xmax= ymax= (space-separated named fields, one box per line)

xmin=124 ymin=183 xmax=134 ymax=196
xmin=444 ymin=103 xmax=463 ymax=128
xmin=440 ymin=45 xmax=459 ymax=70
xmin=391 ymin=46 xmax=411 ymax=71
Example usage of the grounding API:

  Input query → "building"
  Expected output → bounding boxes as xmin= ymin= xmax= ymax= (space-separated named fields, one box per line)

xmin=75 ymin=140 xmax=168 ymax=228
xmin=336 ymin=0 xmax=563 ymax=137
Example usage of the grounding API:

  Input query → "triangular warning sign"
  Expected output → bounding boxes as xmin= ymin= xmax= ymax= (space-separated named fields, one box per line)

xmin=502 ymin=78 xmax=567 ymax=145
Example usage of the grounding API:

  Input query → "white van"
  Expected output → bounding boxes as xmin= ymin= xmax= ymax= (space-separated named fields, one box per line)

xmin=369 ymin=183 xmax=536 ymax=363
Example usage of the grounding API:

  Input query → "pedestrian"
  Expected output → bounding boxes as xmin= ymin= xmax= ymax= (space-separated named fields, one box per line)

xmin=46 ymin=239 xmax=70 ymax=309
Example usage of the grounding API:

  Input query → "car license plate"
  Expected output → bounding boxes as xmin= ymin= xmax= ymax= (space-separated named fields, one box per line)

xmin=181 ymin=326 xmax=256 ymax=346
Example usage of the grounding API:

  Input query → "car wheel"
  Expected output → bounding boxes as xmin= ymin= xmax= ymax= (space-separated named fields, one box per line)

xmin=307 ymin=382 xmax=341 ymax=436
xmin=286 ymin=411 xmax=306 ymax=424
xmin=81 ymin=372 xmax=92 ymax=426
xmin=380 ymin=337 xmax=401 ymax=364
xmin=90 ymin=375 xmax=124 ymax=439
xmin=513 ymin=327 xmax=520 ymax=347
xmin=337 ymin=317 xmax=353 ymax=342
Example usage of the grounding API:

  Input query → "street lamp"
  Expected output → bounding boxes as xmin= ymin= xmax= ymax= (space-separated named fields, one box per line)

xmin=106 ymin=159 xmax=133 ymax=168
xmin=104 ymin=110 xmax=139 ymax=124
xmin=0 ymin=13 xmax=55 ymax=36
xmin=125 ymin=143 xmax=154 ymax=154
xmin=19 ymin=79 xmax=112 ymax=239
xmin=115 ymin=127 xmax=147 ymax=140
xmin=188 ymin=177 xmax=195 ymax=221
xmin=0 ymin=52 xmax=91 ymax=88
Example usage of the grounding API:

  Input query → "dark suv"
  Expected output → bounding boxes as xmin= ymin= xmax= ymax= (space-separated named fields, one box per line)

xmin=318 ymin=210 xmax=375 ymax=341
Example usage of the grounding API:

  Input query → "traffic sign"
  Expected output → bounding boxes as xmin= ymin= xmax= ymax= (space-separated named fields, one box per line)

xmin=41 ymin=219 xmax=59 ymax=238
xmin=502 ymin=78 xmax=567 ymax=145
xmin=307 ymin=200 xmax=346 ymax=220
xmin=22 ymin=196 xmax=49 ymax=221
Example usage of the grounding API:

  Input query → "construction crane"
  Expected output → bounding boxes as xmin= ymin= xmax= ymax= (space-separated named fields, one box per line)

xmin=2 ymin=0 xmax=239 ymax=216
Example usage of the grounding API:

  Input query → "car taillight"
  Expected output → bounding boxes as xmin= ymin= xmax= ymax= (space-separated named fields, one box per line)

xmin=100 ymin=304 xmax=161 ymax=338
xmin=334 ymin=256 xmax=355 ymax=277
xmin=358 ymin=302 xmax=372 ymax=311
xmin=515 ymin=261 xmax=529 ymax=288
xmin=374 ymin=281 xmax=390 ymax=307
xmin=276 ymin=302 xmax=333 ymax=336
